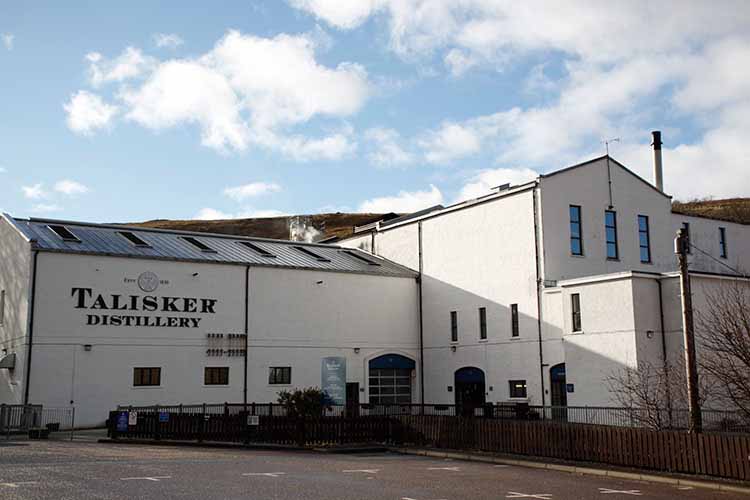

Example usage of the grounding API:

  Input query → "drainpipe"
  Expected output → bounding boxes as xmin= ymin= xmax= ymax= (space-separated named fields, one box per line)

xmin=23 ymin=251 xmax=39 ymax=405
xmin=656 ymin=277 xmax=673 ymax=427
xmin=243 ymin=266 xmax=250 ymax=408
xmin=532 ymin=187 xmax=546 ymax=407
xmin=417 ymin=221 xmax=425 ymax=408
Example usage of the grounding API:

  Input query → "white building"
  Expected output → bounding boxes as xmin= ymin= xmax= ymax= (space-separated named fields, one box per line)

xmin=340 ymin=134 xmax=750 ymax=410
xmin=0 ymin=218 xmax=420 ymax=426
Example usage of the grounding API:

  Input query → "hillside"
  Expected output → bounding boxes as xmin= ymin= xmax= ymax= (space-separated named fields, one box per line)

xmin=131 ymin=213 xmax=389 ymax=242
xmin=672 ymin=198 xmax=750 ymax=225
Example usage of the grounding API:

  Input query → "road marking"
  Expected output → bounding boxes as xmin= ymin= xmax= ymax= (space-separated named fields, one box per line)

xmin=506 ymin=492 xmax=553 ymax=499
xmin=427 ymin=466 xmax=460 ymax=471
xmin=342 ymin=469 xmax=380 ymax=474
xmin=599 ymin=488 xmax=642 ymax=496
xmin=677 ymin=486 xmax=694 ymax=490
xmin=120 ymin=476 xmax=172 ymax=482
xmin=494 ymin=464 xmax=510 ymax=468
xmin=243 ymin=472 xmax=286 ymax=478
xmin=0 ymin=481 xmax=38 ymax=488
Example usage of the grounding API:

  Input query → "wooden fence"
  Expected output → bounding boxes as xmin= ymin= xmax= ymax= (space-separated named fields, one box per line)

xmin=108 ymin=408 xmax=750 ymax=481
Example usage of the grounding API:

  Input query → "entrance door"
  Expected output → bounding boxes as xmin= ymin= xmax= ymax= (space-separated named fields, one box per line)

xmin=550 ymin=363 xmax=567 ymax=421
xmin=346 ymin=382 xmax=360 ymax=417
xmin=454 ymin=367 xmax=486 ymax=417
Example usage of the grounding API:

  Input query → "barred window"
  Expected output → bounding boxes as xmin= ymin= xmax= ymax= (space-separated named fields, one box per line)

xmin=269 ymin=367 xmax=291 ymax=385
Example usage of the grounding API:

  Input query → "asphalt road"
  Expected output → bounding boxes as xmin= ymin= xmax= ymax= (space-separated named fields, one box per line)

xmin=0 ymin=440 xmax=745 ymax=500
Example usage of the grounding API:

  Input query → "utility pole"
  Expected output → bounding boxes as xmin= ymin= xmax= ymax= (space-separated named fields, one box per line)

xmin=675 ymin=228 xmax=702 ymax=433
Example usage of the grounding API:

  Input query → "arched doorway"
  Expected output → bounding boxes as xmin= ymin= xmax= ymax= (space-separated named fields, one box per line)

xmin=454 ymin=367 xmax=486 ymax=416
xmin=550 ymin=363 xmax=567 ymax=420
xmin=368 ymin=354 xmax=415 ymax=406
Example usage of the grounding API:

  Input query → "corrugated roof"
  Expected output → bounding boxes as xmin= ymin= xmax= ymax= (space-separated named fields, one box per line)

xmin=6 ymin=215 xmax=418 ymax=279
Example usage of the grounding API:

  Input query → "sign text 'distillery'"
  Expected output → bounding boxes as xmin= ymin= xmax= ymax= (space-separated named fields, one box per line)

xmin=71 ymin=287 xmax=218 ymax=328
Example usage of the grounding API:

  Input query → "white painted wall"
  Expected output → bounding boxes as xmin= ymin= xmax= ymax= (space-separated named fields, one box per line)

xmin=671 ymin=214 xmax=750 ymax=275
xmin=0 ymin=217 xmax=32 ymax=405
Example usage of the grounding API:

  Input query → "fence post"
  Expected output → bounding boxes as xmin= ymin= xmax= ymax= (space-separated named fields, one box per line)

xmin=70 ymin=407 xmax=75 ymax=441
xmin=154 ymin=405 xmax=160 ymax=441
xmin=200 ymin=403 xmax=206 ymax=442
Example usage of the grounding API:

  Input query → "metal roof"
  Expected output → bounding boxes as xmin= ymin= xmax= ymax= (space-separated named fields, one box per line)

xmin=5 ymin=215 xmax=418 ymax=279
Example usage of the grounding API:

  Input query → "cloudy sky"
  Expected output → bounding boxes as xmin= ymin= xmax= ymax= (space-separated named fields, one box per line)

xmin=1 ymin=1 xmax=748 ymax=221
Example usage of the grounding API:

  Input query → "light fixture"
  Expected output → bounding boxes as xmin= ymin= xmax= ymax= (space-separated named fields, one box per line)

xmin=192 ymin=272 xmax=199 ymax=277
xmin=353 ymin=347 xmax=360 ymax=354
xmin=646 ymin=330 xmax=654 ymax=339
xmin=83 ymin=344 xmax=92 ymax=352
xmin=451 ymin=346 xmax=457 ymax=352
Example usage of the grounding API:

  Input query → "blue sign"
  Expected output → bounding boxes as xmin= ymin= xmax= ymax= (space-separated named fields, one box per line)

xmin=159 ymin=411 xmax=169 ymax=423
xmin=321 ymin=356 xmax=347 ymax=405
xmin=116 ymin=412 xmax=129 ymax=432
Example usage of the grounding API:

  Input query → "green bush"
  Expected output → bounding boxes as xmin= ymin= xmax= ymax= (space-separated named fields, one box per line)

xmin=277 ymin=387 xmax=333 ymax=418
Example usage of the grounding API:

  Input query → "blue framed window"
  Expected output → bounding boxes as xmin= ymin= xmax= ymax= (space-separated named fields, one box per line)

xmin=570 ymin=205 xmax=583 ymax=256
xmin=605 ymin=210 xmax=618 ymax=260
xmin=638 ymin=215 xmax=651 ymax=263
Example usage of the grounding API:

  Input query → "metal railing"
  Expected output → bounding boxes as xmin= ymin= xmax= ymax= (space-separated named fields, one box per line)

xmin=1 ymin=405 xmax=76 ymax=438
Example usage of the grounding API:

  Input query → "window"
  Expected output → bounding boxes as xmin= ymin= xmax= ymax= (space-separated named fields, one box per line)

xmin=237 ymin=241 xmax=276 ymax=258
xmin=118 ymin=231 xmax=151 ymax=248
xmin=479 ymin=307 xmax=487 ymax=340
xmin=682 ymin=222 xmax=691 ymax=254
xmin=294 ymin=246 xmax=331 ymax=262
xmin=341 ymin=249 xmax=381 ymax=266
xmin=511 ymin=304 xmax=519 ymax=337
xmin=638 ymin=215 xmax=651 ymax=263
xmin=369 ymin=368 xmax=412 ymax=405
xmin=0 ymin=290 xmax=5 ymax=326
xmin=269 ymin=367 xmax=291 ymax=385
xmin=48 ymin=225 xmax=81 ymax=242
xmin=571 ymin=293 xmax=582 ymax=332
xmin=133 ymin=367 xmax=161 ymax=386
xmin=181 ymin=236 xmax=216 ymax=253
xmin=569 ymin=205 xmax=583 ymax=256
xmin=509 ymin=380 xmax=527 ymax=398
xmin=450 ymin=311 xmax=458 ymax=342
xmin=719 ymin=227 xmax=728 ymax=259
xmin=204 ymin=367 xmax=229 ymax=385
xmin=605 ymin=210 xmax=618 ymax=260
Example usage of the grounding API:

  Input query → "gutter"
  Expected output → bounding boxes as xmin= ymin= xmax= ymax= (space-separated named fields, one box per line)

xmin=532 ymin=187 xmax=546 ymax=407
xmin=23 ymin=250 xmax=39 ymax=405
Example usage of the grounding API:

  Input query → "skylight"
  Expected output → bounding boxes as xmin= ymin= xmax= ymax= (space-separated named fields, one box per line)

xmin=341 ymin=249 xmax=381 ymax=266
xmin=180 ymin=236 xmax=216 ymax=253
xmin=294 ymin=246 xmax=331 ymax=262
xmin=118 ymin=231 xmax=151 ymax=248
xmin=237 ymin=241 xmax=276 ymax=258
xmin=48 ymin=225 xmax=81 ymax=243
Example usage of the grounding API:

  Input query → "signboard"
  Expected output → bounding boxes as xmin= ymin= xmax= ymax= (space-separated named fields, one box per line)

xmin=128 ymin=411 xmax=138 ymax=426
xmin=116 ymin=412 xmax=129 ymax=432
xmin=247 ymin=415 xmax=260 ymax=426
xmin=321 ymin=356 xmax=347 ymax=405
xmin=159 ymin=411 xmax=169 ymax=423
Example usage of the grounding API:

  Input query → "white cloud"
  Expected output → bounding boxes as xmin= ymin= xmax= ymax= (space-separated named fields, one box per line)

xmin=30 ymin=204 xmax=62 ymax=214
xmin=289 ymin=0 xmax=381 ymax=29
xmin=21 ymin=184 xmax=47 ymax=200
xmin=63 ymin=90 xmax=118 ymax=135
xmin=418 ymin=121 xmax=485 ymax=164
xmin=153 ymin=33 xmax=184 ymax=49
xmin=358 ymin=184 xmax=443 ymax=213
xmin=86 ymin=47 xmax=156 ymax=87
xmin=2 ymin=33 xmax=13 ymax=50
xmin=54 ymin=179 xmax=90 ymax=196
xmin=194 ymin=207 xmax=286 ymax=220
xmin=223 ymin=182 xmax=282 ymax=201
xmin=365 ymin=127 xmax=413 ymax=167
xmin=455 ymin=167 xmax=538 ymax=202
xmin=0 ymin=166 xmax=6 ymax=173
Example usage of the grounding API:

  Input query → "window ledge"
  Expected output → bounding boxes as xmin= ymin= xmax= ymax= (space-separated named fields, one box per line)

xmin=509 ymin=336 xmax=521 ymax=340
xmin=569 ymin=330 xmax=584 ymax=335
xmin=570 ymin=254 xmax=586 ymax=259
xmin=132 ymin=386 xmax=163 ymax=390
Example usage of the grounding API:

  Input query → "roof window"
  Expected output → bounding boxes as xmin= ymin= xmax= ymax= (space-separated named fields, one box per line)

xmin=294 ymin=246 xmax=331 ymax=262
xmin=48 ymin=225 xmax=81 ymax=243
xmin=237 ymin=241 xmax=276 ymax=258
xmin=118 ymin=231 xmax=151 ymax=248
xmin=180 ymin=236 xmax=216 ymax=253
xmin=341 ymin=249 xmax=381 ymax=266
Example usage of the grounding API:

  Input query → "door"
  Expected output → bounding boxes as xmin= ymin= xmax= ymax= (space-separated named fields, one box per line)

xmin=454 ymin=367 xmax=486 ymax=417
xmin=550 ymin=363 xmax=568 ymax=421
xmin=346 ymin=382 xmax=360 ymax=417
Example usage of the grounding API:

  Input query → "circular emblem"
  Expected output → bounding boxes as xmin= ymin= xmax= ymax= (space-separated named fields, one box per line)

xmin=137 ymin=271 xmax=159 ymax=293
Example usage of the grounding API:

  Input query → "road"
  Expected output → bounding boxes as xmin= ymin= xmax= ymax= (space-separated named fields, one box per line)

xmin=0 ymin=440 xmax=744 ymax=499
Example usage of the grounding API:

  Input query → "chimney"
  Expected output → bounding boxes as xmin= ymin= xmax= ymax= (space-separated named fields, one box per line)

xmin=652 ymin=130 xmax=663 ymax=191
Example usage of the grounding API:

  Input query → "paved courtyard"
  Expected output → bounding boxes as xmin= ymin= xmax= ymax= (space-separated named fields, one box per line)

xmin=0 ymin=439 xmax=745 ymax=500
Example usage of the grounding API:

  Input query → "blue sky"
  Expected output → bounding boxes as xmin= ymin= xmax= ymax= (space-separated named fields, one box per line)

xmin=1 ymin=1 xmax=748 ymax=222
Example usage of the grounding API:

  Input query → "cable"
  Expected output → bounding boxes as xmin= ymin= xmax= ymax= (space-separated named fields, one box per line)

xmin=688 ymin=241 xmax=748 ymax=278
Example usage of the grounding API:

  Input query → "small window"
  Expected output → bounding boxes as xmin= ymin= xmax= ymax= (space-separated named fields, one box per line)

xmin=479 ymin=307 xmax=487 ymax=340
xmin=237 ymin=241 xmax=276 ymax=258
xmin=341 ymin=249 xmax=381 ymax=266
xmin=450 ymin=311 xmax=458 ymax=342
xmin=294 ymin=246 xmax=331 ymax=262
xmin=269 ymin=367 xmax=291 ymax=385
xmin=118 ymin=231 xmax=151 ymax=248
xmin=571 ymin=293 xmax=582 ymax=332
xmin=204 ymin=367 xmax=229 ymax=385
xmin=605 ymin=210 xmax=618 ymax=260
xmin=0 ymin=290 xmax=5 ymax=326
xmin=719 ymin=227 xmax=728 ymax=258
xmin=509 ymin=380 xmax=527 ymax=398
xmin=133 ymin=367 xmax=161 ymax=386
xmin=511 ymin=304 xmax=519 ymax=337
xmin=48 ymin=225 xmax=81 ymax=242
xmin=181 ymin=236 xmax=216 ymax=253
xmin=638 ymin=215 xmax=651 ymax=263
xmin=569 ymin=205 xmax=583 ymax=256
xmin=682 ymin=222 xmax=691 ymax=254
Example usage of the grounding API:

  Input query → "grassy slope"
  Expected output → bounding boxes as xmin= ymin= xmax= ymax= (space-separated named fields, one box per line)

xmin=672 ymin=198 xmax=750 ymax=225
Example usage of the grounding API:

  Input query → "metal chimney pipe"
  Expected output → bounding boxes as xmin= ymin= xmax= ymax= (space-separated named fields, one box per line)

xmin=652 ymin=130 xmax=663 ymax=191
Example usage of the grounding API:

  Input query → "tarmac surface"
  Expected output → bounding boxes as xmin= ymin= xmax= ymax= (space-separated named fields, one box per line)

xmin=0 ymin=438 xmax=746 ymax=500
